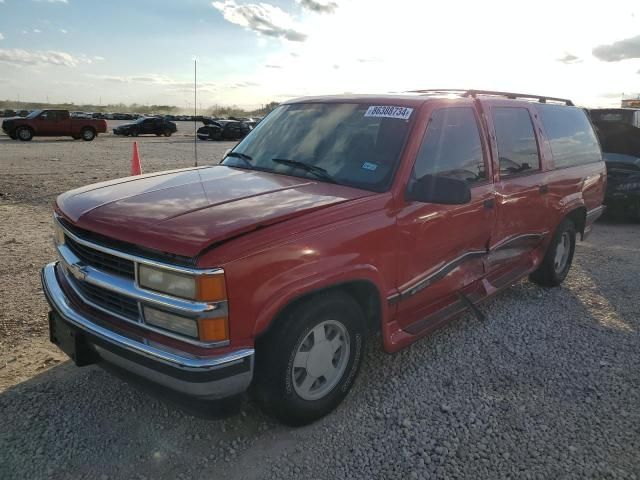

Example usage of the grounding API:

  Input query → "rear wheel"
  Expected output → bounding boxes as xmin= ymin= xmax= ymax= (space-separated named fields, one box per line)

xmin=251 ymin=292 xmax=366 ymax=426
xmin=130 ymin=128 xmax=139 ymax=137
xmin=164 ymin=129 xmax=172 ymax=137
xmin=529 ymin=218 xmax=576 ymax=287
xmin=17 ymin=127 xmax=33 ymax=141
xmin=81 ymin=127 xmax=96 ymax=141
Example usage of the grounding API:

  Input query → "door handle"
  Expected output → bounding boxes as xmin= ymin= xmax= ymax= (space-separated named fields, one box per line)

xmin=539 ymin=184 xmax=549 ymax=194
xmin=483 ymin=198 xmax=495 ymax=209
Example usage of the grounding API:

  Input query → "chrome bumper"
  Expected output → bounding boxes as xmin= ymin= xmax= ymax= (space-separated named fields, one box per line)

xmin=41 ymin=262 xmax=254 ymax=399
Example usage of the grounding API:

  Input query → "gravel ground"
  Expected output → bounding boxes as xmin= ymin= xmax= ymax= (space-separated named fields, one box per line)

xmin=1 ymin=127 xmax=639 ymax=479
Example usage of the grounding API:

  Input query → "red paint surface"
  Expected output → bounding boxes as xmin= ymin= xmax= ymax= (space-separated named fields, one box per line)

xmin=55 ymin=94 xmax=606 ymax=354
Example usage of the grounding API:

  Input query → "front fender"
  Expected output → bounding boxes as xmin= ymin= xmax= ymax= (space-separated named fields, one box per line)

xmin=251 ymin=264 xmax=388 ymax=338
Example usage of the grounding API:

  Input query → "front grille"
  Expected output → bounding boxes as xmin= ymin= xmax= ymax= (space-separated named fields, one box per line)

xmin=65 ymin=235 xmax=135 ymax=278
xmin=71 ymin=276 xmax=140 ymax=321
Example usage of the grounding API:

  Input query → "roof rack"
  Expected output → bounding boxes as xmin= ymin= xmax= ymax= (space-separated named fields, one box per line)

xmin=407 ymin=89 xmax=574 ymax=106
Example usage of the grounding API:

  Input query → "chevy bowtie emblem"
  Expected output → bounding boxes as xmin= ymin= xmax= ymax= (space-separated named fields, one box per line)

xmin=67 ymin=263 xmax=89 ymax=281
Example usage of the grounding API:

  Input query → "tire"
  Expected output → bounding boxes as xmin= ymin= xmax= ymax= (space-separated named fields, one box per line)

xmin=529 ymin=218 xmax=576 ymax=287
xmin=81 ymin=128 xmax=96 ymax=141
xmin=130 ymin=129 xmax=139 ymax=137
xmin=251 ymin=292 xmax=366 ymax=426
xmin=16 ymin=127 xmax=33 ymax=141
xmin=164 ymin=129 xmax=172 ymax=137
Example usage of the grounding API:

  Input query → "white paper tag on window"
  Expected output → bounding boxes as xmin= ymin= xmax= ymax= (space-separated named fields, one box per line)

xmin=364 ymin=106 xmax=413 ymax=120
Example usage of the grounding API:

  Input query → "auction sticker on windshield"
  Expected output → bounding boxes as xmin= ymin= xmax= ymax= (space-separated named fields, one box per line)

xmin=364 ymin=106 xmax=413 ymax=120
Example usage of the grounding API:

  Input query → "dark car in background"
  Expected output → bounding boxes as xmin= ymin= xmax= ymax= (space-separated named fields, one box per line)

xmin=589 ymin=108 xmax=640 ymax=219
xmin=197 ymin=119 xmax=250 ymax=141
xmin=113 ymin=117 xmax=177 ymax=137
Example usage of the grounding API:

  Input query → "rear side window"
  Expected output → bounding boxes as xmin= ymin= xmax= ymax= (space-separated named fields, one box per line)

xmin=538 ymin=105 xmax=601 ymax=168
xmin=412 ymin=107 xmax=486 ymax=183
xmin=491 ymin=107 xmax=540 ymax=176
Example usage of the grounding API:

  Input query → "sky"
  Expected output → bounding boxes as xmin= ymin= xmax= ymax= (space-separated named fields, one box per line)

xmin=0 ymin=0 xmax=639 ymax=110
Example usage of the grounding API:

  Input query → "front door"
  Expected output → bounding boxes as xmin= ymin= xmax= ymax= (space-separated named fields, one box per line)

xmin=394 ymin=105 xmax=495 ymax=332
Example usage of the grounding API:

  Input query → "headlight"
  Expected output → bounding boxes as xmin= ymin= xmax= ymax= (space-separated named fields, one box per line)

xmin=138 ymin=264 xmax=227 ymax=302
xmin=54 ymin=221 xmax=65 ymax=246
xmin=143 ymin=306 xmax=198 ymax=338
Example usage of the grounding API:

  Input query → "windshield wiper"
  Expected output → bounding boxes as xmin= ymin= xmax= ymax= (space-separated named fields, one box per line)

xmin=225 ymin=151 xmax=253 ymax=167
xmin=271 ymin=158 xmax=339 ymax=184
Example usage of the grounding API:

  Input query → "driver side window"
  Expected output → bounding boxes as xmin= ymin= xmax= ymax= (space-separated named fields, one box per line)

xmin=411 ymin=107 xmax=486 ymax=184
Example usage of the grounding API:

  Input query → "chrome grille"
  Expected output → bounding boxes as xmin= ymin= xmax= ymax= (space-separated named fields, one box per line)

xmin=64 ymin=234 xmax=135 ymax=278
xmin=70 ymin=276 xmax=140 ymax=321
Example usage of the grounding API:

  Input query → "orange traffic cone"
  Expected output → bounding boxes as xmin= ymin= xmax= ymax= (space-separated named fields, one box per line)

xmin=131 ymin=141 xmax=142 ymax=176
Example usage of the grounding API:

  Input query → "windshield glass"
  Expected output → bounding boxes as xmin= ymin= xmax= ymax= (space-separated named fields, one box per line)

xmin=221 ymin=103 xmax=413 ymax=192
xmin=26 ymin=110 xmax=43 ymax=119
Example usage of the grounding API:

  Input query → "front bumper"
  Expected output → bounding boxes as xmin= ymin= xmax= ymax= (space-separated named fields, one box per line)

xmin=41 ymin=262 xmax=254 ymax=399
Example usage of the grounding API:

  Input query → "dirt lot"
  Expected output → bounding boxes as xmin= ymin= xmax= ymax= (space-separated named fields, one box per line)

xmin=1 ymin=127 xmax=639 ymax=479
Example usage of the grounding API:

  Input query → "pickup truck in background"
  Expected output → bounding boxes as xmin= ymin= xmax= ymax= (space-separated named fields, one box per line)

xmin=1 ymin=109 xmax=107 ymax=141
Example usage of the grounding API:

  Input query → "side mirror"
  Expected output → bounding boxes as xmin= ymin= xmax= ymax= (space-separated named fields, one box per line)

xmin=406 ymin=175 xmax=471 ymax=205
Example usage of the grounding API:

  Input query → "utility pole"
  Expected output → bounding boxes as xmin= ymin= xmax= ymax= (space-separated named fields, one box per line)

xmin=194 ymin=57 xmax=198 ymax=167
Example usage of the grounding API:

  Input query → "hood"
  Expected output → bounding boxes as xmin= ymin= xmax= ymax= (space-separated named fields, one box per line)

xmin=2 ymin=116 xmax=22 ymax=124
xmin=57 ymin=166 xmax=372 ymax=257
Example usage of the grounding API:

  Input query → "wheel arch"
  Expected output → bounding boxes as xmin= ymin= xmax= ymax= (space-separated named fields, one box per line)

xmin=565 ymin=205 xmax=587 ymax=240
xmin=254 ymin=278 xmax=384 ymax=341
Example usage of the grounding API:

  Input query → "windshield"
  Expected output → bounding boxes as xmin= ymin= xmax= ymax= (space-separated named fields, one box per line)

xmin=221 ymin=103 xmax=413 ymax=192
xmin=26 ymin=110 xmax=43 ymax=119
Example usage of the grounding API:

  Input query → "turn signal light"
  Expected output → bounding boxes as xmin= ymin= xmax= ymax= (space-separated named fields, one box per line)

xmin=196 ymin=275 xmax=227 ymax=302
xmin=198 ymin=316 xmax=228 ymax=342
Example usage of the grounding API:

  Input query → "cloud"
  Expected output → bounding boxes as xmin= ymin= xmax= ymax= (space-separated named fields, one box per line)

xmin=60 ymin=28 xmax=68 ymax=34
xmin=557 ymin=53 xmax=581 ymax=64
xmin=212 ymin=1 xmax=307 ymax=42
xmin=0 ymin=48 xmax=92 ymax=67
xmin=93 ymin=55 xmax=105 ymax=61
xmin=34 ymin=0 xmax=69 ymax=3
xmin=593 ymin=34 xmax=640 ymax=62
xmin=33 ymin=29 xmax=41 ymax=33
xmin=265 ymin=64 xmax=282 ymax=68
xmin=296 ymin=0 xmax=337 ymax=14
xmin=0 ymin=33 xmax=4 ymax=41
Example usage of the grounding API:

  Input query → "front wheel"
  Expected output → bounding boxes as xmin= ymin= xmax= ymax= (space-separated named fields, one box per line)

xmin=529 ymin=218 xmax=576 ymax=287
xmin=17 ymin=127 xmax=33 ymax=141
xmin=251 ymin=292 xmax=366 ymax=426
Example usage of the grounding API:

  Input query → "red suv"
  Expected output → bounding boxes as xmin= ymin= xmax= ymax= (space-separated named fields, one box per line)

xmin=42 ymin=90 xmax=605 ymax=425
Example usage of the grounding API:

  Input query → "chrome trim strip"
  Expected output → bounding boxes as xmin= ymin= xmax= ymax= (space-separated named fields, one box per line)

xmin=389 ymin=232 xmax=547 ymax=304
xmin=57 ymin=243 xmax=228 ymax=318
xmin=42 ymin=262 xmax=253 ymax=371
xmin=586 ymin=205 xmax=605 ymax=220
xmin=490 ymin=232 xmax=547 ymax=252
xmin=54 ymin=214 xmax=221 ymax=276
xmin=392 ymin=250 xmax=486 ymax=303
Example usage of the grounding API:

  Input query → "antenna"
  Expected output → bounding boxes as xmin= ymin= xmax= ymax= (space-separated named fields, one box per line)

xmin=193 ymin=57 xmax=198 ymax=167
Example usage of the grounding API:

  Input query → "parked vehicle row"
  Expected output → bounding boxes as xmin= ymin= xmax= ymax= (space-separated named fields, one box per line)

xmin=42 ymin=89 xmax=605 ymax=426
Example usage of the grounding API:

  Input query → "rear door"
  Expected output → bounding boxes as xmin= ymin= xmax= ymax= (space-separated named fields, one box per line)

xmin=394 ymin=103 xmax=495 ymax=331
xmin=483 ymin=101 xmax=550 ymax=271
